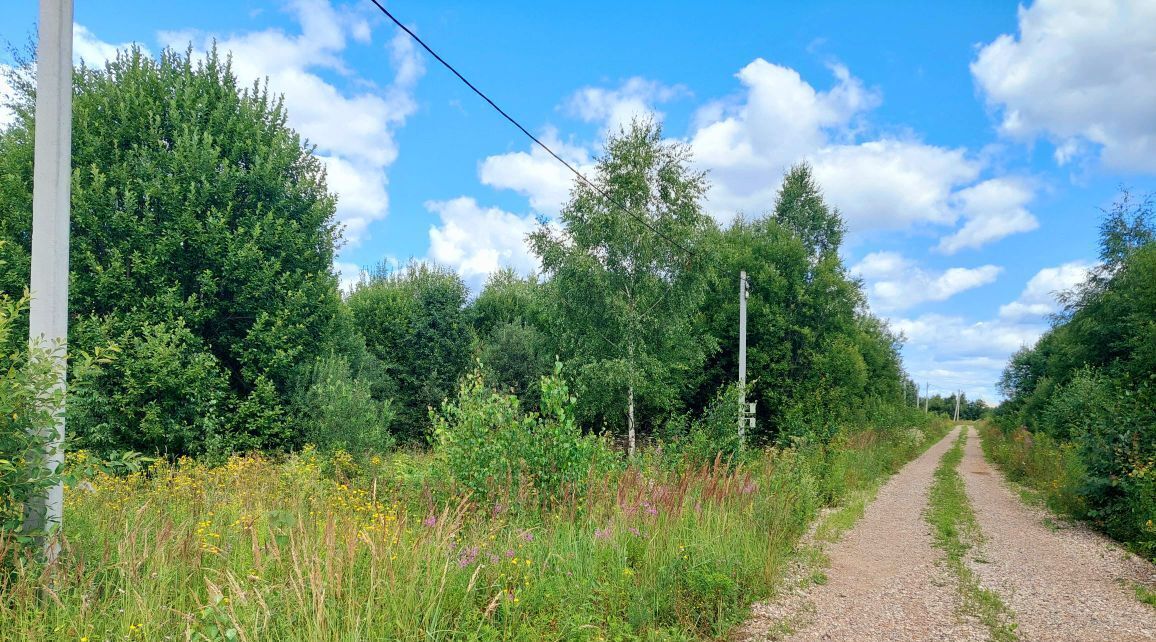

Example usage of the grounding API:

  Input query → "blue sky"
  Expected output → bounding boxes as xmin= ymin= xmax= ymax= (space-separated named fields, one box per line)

xmin=3 ymin=0 xmax=1154 ymax=402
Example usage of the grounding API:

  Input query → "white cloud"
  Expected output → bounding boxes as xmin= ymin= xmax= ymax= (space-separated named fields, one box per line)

xmin=810 ymin=141 xmax=979 ymax=231
xmin=853 ymin=251 xmax=1002 ymax=312
xmin=893 ymin=260 xmax=1095 ymax=401
xmin=565 ymin=76 xmax=687 ymax=135
xmin=972 ymin=0 xmax=1156 ymax=173
xmin=163 ymin=0 xmax=424 ymax=246
xmin=426 ymin=197 xmax=539 ymax=282
xmin=937 ymin=178 xmax=1038 ymax=254
xmin=0 ymin=67 xmax=15 ymax=130
xmin=688 ymin=59 xmax=882 ymax=220
xmin=680 ymin=59 xmax=1037 ymax=251
xmin=894 ymin=312 xmax=1048 ymax=402
xmin=998 ymin=260 xmax=1093 ymax=320
xmin=478 ymin=128 xmax=592 ymax=217
xmin=73 ymin=24 xmax=145 ymax=67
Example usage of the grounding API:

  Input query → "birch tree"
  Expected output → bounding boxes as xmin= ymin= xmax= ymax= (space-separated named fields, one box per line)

xmin=529 ymin=120 xmax=712 ymax=455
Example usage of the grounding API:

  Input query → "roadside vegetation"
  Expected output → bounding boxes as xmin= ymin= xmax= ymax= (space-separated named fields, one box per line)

xmin=0 ymin=47 xmax=946 ymax=639
xmin=988 ymin=192 xmax=1156 ymax=561
xmin=926 ymin=429 xmax=1019 ymax=642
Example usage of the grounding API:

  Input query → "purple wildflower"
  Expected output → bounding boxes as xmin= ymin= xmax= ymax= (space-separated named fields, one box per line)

xmin=422 ymin=514 xmax=438 ymax=528
xmin=456 ymin=546 xmax=480 ymax=568
xmin=521 ymin=530 xmax=534 ymax=543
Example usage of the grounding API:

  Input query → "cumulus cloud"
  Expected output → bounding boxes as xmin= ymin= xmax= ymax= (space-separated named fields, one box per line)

xmin=478 ymin=128 xmax=592 ymax=217
xmin=162 ymin=0 xmax=424 ymax=246
xmin=937 ymin=178 xmax=1038 ymax=254
xmin=688 ymin=59 xmax=881 ymax=220
xmin=853 ymin=251 xmax=1002 ymax=312
xmin=893 ymin=312 xmax=1048 ymax=401
xmin=426 ymin=197 xmax=539 ymax=282
xmin=998 ymin=260 xmax=1093 ymax=320
xmin=0 ymin=67 xmax=14 ymax=130
xmin=972 ymin=0 xmax=1156 ymax=172
xmin=565 ymin=76 xmax=687 ymax=135
xmin=73 ymin=24 xmax=146 ymax=67
xmin=811 ymin=141 xmax=979 ymax=231
xmin=680 ymin=58 xmax=1037 ymax=251
xmin=893 ymin=260 xmax=1095 ymax=401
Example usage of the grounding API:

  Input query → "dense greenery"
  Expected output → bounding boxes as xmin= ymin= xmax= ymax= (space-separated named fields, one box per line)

xmin=0 ymin=48 xmax=360 ymax=457
xmin=991 ymin=191 xmax=1156 ymax=558
xmin=0 ymin=44 xmax=954 ymax=640
xmin=0 ymin=409 xmax=945 ymax=641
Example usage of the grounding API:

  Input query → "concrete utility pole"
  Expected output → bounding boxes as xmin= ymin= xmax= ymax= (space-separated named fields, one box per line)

xmin=953 ymin=390 xmax=961 ymax=422
xmin=924 ymin=382 xmax=929 ymax=413
xmin=24 ymin=0 xmax=73 ymax=564
xmin=738 ymin=271 xmax=749 ymax=443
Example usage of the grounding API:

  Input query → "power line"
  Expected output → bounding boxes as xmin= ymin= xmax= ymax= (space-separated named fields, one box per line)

xmin=366 ymin=0 xmax=696 ymax=259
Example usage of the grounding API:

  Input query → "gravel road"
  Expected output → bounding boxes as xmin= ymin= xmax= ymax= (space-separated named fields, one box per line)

xmin=741 ymin=426 xmax=1156 ymax=641
xmin=960 ymin=426 xmax=1156 ymax=641
xmin=743 ymin=427 xmax=986 ymax=641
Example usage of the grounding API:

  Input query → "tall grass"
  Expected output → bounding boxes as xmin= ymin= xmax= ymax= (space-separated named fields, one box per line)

xmin=0 ymin=421 xmax=945 ymax=641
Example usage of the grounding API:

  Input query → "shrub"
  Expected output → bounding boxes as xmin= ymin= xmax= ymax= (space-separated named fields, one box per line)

xmin=660 ymin=383 xmax=746 ymax=467
xmin=293 ymin=353 xmax=395 ymax=455
xmin=0 ymin=294 xmax=61 ymax=541
xmin=431 ymin=362 xmax=617 ymax=507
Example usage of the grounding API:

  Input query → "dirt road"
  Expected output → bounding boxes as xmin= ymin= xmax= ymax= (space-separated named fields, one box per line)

xmin=960 ymin=426 xmax=1156 ymax=641
xmin=742 ymin=426 xmax=1156 ymax=641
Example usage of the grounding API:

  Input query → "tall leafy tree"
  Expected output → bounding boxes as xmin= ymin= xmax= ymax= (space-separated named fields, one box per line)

xmin=530 ymin=120 xmax=714 ymax=455
xmin=0 ymin=48 xmax=350 ymax=455
xmin=774 ymin=163 xmax=845 ymax=262
xmin=347 ymin=261 xmax=473 ymax=440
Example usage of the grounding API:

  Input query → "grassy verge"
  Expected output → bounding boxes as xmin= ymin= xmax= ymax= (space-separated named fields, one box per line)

xmin=0 ymin=422 xmax=948 ymax=641
xmin=926 ymin=428 xmax=1019 ymax=642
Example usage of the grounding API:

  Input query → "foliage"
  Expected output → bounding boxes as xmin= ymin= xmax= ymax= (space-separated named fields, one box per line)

xmin=660 ymin=383 xmax=747 ymax=467
xmin=0 ymin=294 xmax=60 ymax=541
xmin=0 ymin=404 xmax=944 ymax=641
xmin=292 ymin=353 xmax=395 ymax=456
xmin=347 ymin=261 xmax=473 ymax=441
xmin=0 ymin=48 xmax=351 ymax=456
xmin=529 ymin=119 xmax=715 ymax=451
xmin=431 ymin=362 xmax=616 ymax=507
xmin=993 ymin=190 xmax=1156 ymax=558
xmin=691 ymin=165 xmax=903 ymax=444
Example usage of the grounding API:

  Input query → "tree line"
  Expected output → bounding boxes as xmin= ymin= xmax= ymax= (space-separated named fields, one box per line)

xmin=0 ymin=47 xmax=916 ymax=460
xmin=993 ymin=190 xmax=1155 ymax=557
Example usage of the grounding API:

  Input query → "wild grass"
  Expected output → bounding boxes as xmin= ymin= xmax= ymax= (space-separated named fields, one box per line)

xmin=0 ymin=422 xmax=944 ymax=641
xmin=978 ymin=423 xmax=1087 ymax=519
xmin=926 ymin=428 xmax=1019 ymax=642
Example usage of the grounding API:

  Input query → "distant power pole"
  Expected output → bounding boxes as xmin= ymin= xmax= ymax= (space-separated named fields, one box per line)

xmin=953 ymin=390 xmax=961 ymax=422
xmin=923 ymin=382 xmax=929 ymax=413
xmin=738 ymin=271 xmax=752 ymax=443
xmin=24 ymin=0 xmax=73 ymax=564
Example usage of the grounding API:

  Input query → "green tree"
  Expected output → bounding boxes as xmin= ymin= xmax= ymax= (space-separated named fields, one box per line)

xmin=529 ymin=120 xmax=714 ymax=455
xmin=347 ymin=261 xmax=473 ymax=440
xmin=0 ymin=48 xmax=351 ymax=456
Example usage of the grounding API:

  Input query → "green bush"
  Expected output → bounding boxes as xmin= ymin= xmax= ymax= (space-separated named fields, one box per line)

xmin=0 ymin=294 xmax=60 ymax=540
xmin=431 ymin=362 xmax=617 ymax=507
xmin=660 ymin=383 xmax=746 ymax=467
xmin=292 ymin=353 xmax=395 ymax=455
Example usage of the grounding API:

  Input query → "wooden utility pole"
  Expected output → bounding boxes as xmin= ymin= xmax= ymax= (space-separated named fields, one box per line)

xmin=923 ymin=382 xmax=929 ymax=413
xmin=24 ymin=0 xmax=73 ymax=564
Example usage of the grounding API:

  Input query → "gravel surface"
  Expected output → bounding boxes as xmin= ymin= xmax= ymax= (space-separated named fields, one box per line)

xmin=741 ymin=427 xmax=987 ymax=641
xmin=961 ymin=426 xmax=1156 ymax=642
